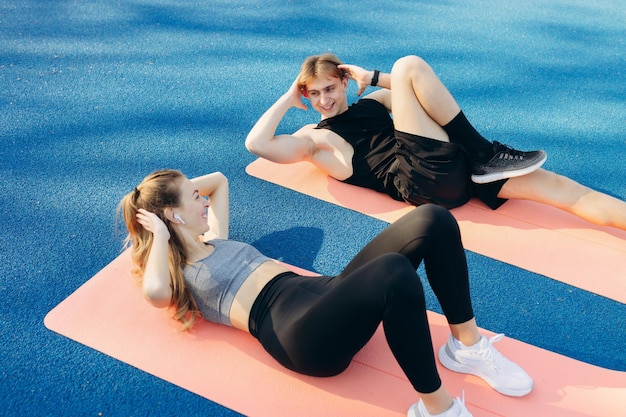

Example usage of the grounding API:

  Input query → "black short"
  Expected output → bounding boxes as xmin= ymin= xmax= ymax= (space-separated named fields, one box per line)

xmin=386 ymin=130 xmax=507 ymax=210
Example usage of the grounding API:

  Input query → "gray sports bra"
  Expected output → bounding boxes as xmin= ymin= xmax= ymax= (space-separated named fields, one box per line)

xmin=183 ymin=239 xmax=271 ymax=326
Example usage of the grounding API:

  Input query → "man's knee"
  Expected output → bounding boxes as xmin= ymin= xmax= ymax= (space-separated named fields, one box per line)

xmin=391 ymin=55 xmax=431 ymax=77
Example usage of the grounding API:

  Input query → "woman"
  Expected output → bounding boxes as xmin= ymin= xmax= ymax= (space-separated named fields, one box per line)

xmin=118 ymin=169 xmax=533 ymax=417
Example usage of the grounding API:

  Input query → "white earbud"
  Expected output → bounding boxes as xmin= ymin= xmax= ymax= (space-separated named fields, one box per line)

xmin=173 ymin=214 xmax=186 ymax=224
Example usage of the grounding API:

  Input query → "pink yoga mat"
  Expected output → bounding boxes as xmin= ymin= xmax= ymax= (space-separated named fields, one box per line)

xmin=246 ymin=158 xmax=626 ymax=304
xmin=45 ymin=250 xmax=626 ymax=417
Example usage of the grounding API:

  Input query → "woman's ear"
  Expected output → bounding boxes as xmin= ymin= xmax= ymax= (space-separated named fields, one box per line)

xmin=163 ymin=208 xmax=175 ymax=223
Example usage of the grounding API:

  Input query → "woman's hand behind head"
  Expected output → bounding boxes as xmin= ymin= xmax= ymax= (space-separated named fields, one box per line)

xmin=136 ymin=208 xmax=171 ymax=240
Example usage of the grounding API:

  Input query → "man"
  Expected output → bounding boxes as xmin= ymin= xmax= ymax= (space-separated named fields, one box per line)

xmin=246 ymin=53 xmax=626 ymax=230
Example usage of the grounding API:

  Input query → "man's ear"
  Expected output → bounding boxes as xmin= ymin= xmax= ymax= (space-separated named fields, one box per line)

xmin=342 ymin=76 xmax=349 ymax=90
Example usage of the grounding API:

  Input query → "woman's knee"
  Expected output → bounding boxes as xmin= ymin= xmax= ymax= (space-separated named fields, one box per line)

xmin=373 ymin=252 xmax=413 ymax=270
xmin=372 ymin=253 xmax=422 ymax=290
xmin=409 ymin=204 xmax=460 ymax=235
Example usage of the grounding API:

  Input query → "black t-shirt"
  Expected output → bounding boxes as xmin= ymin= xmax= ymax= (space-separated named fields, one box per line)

xmin=315 ymin=99 xmax=400 ymax=198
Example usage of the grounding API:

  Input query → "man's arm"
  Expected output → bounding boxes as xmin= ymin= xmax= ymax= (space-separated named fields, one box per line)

xmin=338 ymin=64 xmax=392 ymax=111
xmin=245 ymin=80 xmax=316 ymax=164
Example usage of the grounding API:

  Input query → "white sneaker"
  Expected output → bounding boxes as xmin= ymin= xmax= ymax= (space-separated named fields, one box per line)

xmin=407 ymin=396 xmax=473 ymax=417
xmin=438 ymin=334 xmax=533 ymax=397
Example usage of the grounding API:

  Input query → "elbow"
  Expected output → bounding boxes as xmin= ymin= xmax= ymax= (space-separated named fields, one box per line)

xmin=244 ymin=137 xmax=256 ymax=154
xmin=212 ymin=171 xmax=229 ymax=186
xmin=143 ymin=284 xmax=172 ymax=309
xmin=244 ymin=133 xmax=263 ymax=156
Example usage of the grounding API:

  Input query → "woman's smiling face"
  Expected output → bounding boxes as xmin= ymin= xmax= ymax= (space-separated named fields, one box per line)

xmin=175 ymin=178 xmax=211 ymax=235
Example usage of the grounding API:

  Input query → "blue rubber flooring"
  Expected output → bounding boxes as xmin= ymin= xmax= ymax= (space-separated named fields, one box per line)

xmin=1 ymin=1 xmax=624 ymax=416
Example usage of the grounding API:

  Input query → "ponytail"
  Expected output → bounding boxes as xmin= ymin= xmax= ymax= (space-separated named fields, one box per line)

xmin=118 ymin=169 xmax=200 ymax=330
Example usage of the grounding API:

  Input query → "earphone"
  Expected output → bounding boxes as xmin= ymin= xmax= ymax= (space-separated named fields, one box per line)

xmin=173 ymin=214 xmax=186 ymax=224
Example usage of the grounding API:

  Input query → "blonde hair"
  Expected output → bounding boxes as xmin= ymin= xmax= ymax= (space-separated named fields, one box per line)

xmin=118 ymin=169 xmax=200 ymax=330
xmin=297 ymin=53 xmax=345 ymax=91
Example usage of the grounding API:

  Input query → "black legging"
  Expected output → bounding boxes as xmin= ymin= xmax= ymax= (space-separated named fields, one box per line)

xmin=248 ymin=204 xmax=474 ymax=394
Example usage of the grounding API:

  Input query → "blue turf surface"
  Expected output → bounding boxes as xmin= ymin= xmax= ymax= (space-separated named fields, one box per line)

xmin=1 ymin=1 xmax=624 ymax=416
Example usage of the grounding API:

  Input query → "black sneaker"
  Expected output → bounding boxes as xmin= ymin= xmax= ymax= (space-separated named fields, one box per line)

xmin=471 ymin=141 xmax=547 ymax=184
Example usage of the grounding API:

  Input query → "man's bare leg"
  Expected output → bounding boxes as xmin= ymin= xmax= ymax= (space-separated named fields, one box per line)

xmin=389 ymin=55 xmax=546 ymax=183
xmin=389 ymin=55 xmax=460 ymax=136
xmin=499 ymin=169 xmax=626 ymax=230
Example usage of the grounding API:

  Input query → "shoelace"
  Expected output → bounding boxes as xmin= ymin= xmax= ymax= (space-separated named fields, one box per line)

xmin=495 ymin=142 xmax=525 ymax=160
xmin=475 ymin=334 xmax=506 ymax=370
xmin=455 ymin=391 xmax=467 ymax=417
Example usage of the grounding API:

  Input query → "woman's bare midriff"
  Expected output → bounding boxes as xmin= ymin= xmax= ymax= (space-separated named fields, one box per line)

xmin=229 ymin=260 xmax=291 ymax=332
